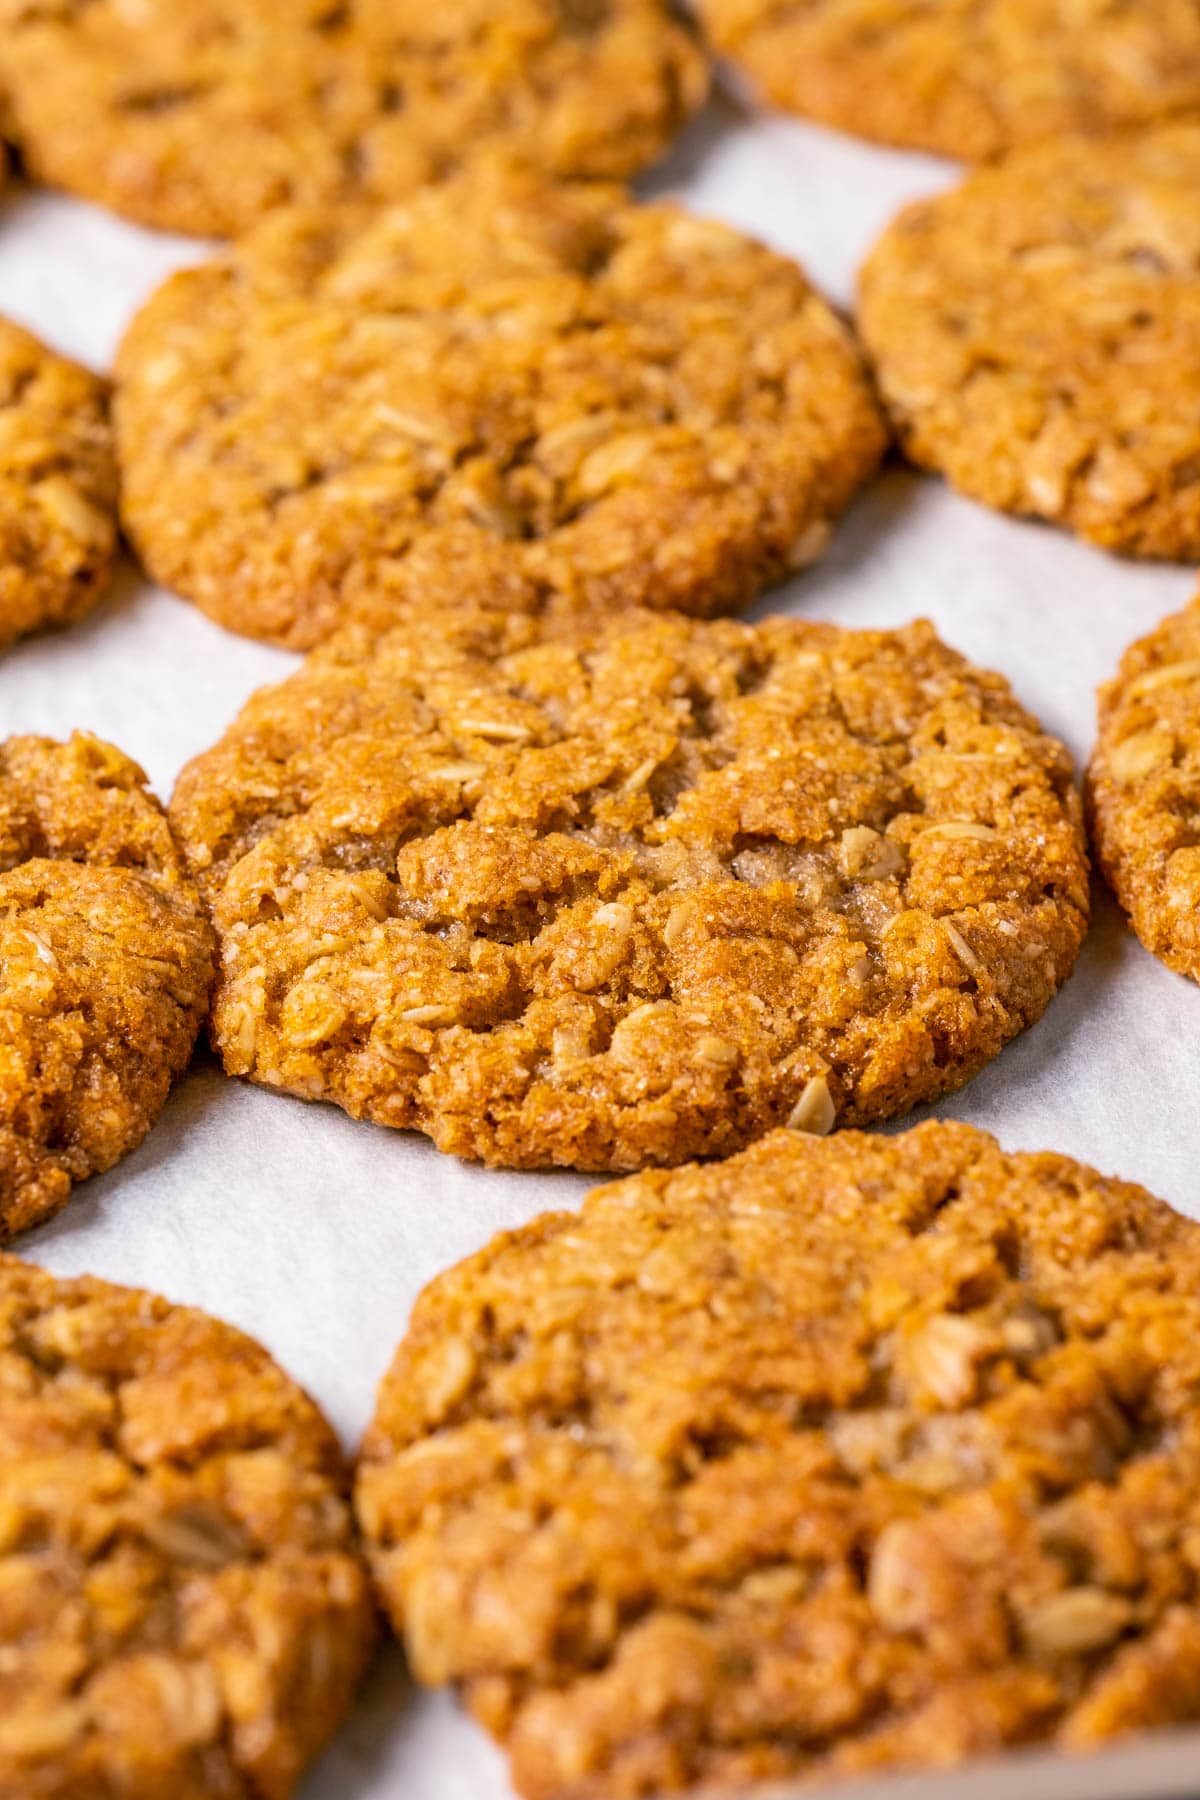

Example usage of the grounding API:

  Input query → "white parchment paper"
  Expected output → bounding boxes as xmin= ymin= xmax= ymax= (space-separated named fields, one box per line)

xmin=1 ymin=95 xmax=1198 ymax=1800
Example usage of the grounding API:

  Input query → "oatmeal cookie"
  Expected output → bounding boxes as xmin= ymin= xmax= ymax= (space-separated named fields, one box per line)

xmin=859 ymin=126 xmax=1200 ymax=560
xmin=169 ymin=607 xmax=1088 ymax=1172
xmin=1088 ymin=590 xmax=1200 ymax=981
xmin=0 ymin=0 xmax=707 ymax=239
xmin=698 ymin=0 xmax=1200 ymax=162
xmin=0 ymin=1253 xmax=375 ymax=1800
xmin=114 ymin=169 xmax=886 ymax=650
xmin=357 ymin=1120 xmax=1200 ymax=1799
xmin=0 ymin=733 xmax=214 ymax=1239
xmin=0 ymin=317 xmax=117 ymax=653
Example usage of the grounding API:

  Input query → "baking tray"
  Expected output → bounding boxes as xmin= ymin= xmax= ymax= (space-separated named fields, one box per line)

xmin=2 ymin=91 xmax=1198 ymax=1800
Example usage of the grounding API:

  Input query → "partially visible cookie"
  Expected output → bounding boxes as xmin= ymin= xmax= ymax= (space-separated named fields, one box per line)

xmin=357 ymin=1120 xmax=1200 ymax=1800
xmin=115 ymin=169 xmax=886 ymax=650
xmin=0 ymin=0 xmax=707 ymax=238
xmin=1088 ymin=591 xmax=1200 ymax=979
xmin=0 ymin=318 xmax=117 ymax=652
xmin=698 ymin=0 xmax=1200 ymax=161
xmin=859 ymin=126 xmax=1200 ymax=560
xmin=170 ymin=607 xmax=1088 ymax=1172
xmin=0 ymin=1253 xmax=375 ymax=1799
xmin=0 ymin=733 xmax=214 ymax=1238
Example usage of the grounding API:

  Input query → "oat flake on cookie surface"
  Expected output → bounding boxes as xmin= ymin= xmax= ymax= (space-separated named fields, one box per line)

xmin=0 ymin=0 xmax=707 ymax=238
xmin=356 ymin=1120 xmax=1200 ymax=1799
xmin=698 ymin=0 xmax=1200 ymax=162
xmin=0 ymin=1254 xmax=375 ymax=1800
xmin=1088 ymin=590 xmax=1200 ymax=982
xmin=114 ymin=167 xmax=886 ymax=650
xmin=859 ymin=125 xmax=1200 ymax=561
xmin=0 ymin=733 xmax=214 ymax=1240
xmin=169 ymin=606 xmax=1088 ymax=1173
xmin=0 ymin=317 xmax=117 ymax=654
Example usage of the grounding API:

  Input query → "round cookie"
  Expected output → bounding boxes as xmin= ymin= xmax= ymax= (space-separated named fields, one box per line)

xmin=0 ymin=1253 xmax=375 ymax=1799
xmin=114 ymin=169 xmax=887 ymax=651
xmin=357 ymin=1120 xmax=1200 ymax=1799
xmin=698 ymin=0 xmax=1200 ymax=162
xmin=1088 ymin=591 xmax=1200 ymax=980
xmin=0 ymin=0 xmax=707 ymax=239
xmin=1 ymin=732 xmax=215 ymax=1239
xmin=169 ymin=607 xmax=1088 ymax=1172
xmin=859 ymin=126 xmax=1200 ymax=560
xmin=0 ymin=318 xmax=118 ymax=652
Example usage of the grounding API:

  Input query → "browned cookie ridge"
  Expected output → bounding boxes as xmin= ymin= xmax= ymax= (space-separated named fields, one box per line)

xmin=357 ymin=1121 xmax=1200 ymax=1799
xmin=170 ymin=608 xmax=1088 ymax=1172
xmin=0 ymin=1254 xmax=375 ymax=1799
xmin=0 ymin=318 xmax=117 ymax=653
xmin=114 ymin=169 xmax=886 ymax=650
xmin=0 ymin=733 xmax=215 ymax=1238
xmin=0 ymin=0 xmax=707 ymax=238
xmin=1088 ymin=590 xmax=1200 ymax=980
xmin=859 ymin=126 xmax=1200 ymax=560
xmin=698 ymin=0 xmax=1200 ymax=161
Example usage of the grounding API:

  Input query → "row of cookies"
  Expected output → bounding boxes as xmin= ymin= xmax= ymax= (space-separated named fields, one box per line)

xmin=9 ymin=1113 xmax=1200 ymax=1798
xmin=4 ymin=1 xmax=1200 ymax=236
xmin=0 ymin=585 xmax=1179 ymax=1239
xmin=11 ymin=117 xmax=1200 ymax=661
xmin=5 ymin=200 xmax=1200 ymax=1238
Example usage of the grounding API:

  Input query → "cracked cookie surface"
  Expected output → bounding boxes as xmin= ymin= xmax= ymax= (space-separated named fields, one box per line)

xmin=169 ymin=607 xmax=1087 ymax=1172
xmin=356 ymin=1120 xmax=1200 ymax=1799
xmin=0 ymin=733 xmax=214 ymax=1239
xmin=698 ymin=0 xmax=1200 ymax=161
xmin=1088 ymin=590 xmax=1200 ymax=981
xmin=859 ymin=126 xmax=1200 ymax=560
xmin=0 ymin=1253 xmax=375 ymax=1800
xmin=0 ymin=0 xmax=707 ymax=238
xmin=0 ymin=318 xmax=117 ymax=653
xmin=114 ymin=169 xmax=886 ymax=650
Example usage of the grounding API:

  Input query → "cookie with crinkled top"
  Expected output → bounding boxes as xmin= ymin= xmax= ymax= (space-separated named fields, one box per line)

xmin=356 ymin=1119 xmax=1200 ymax=1799
xmin=698 ymin=0 xmax=1200 ymax=161
xmin=0 ymin=317 xmax=117 ymax=653
xmin=0 ymin=732 xmax=215 ymax=1239
xmin=859 ymin=126 xmax=1200 ymax=560
xmin=1088 ymin=590 xmax=1200 ymax=980
xmin=0 ymin=1252 xmax=375 ymax=1799
xmin=114 ymin=169 xmax=886 ymax=650
xmin=0 ymin=0 xmax=707 ymax=238
xmin=169 ymin=606 xmax=1088 ymax=1172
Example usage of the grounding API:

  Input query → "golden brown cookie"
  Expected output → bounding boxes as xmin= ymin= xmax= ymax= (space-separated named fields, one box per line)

xmin=1 ymin=733 xmax=215 ymax=1239
xmin=0 ymin=317 xmax=117 ymax=653
xmin=1088 ymin=591 xmax=1200 ymax=980
xmin=357 ymin=1120 xmax=1200 ymax=1799
xmin=0 ymin=1252 xmax=375 ymax=1799
xmin=698 ymin=0 xmax=1200 ymax=161
xmin=859 ymin=126 xmax=1200 ymax=560
xmin=0 ymin=0 xmax=707 ymax=238
xmin=114 ymin=169 xmax=886 ymax=650
xmin=169 ymin=607 xmax=1088 ymax=1172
